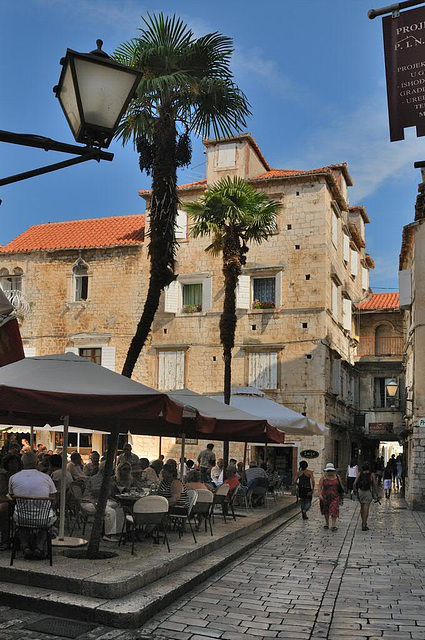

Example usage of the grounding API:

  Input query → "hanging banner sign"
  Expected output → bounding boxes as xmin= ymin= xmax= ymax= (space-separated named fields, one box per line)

xmin=383 ymin=5 xmax=425 ymax=141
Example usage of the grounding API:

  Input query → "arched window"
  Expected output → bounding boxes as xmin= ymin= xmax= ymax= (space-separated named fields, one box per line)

xmin=375 ymin=323 xmax=392 ymax=356
xmin=0 ymin=267 xmax=23 ymax=292
xmin=73 ymin=260 xmax=89 ymax=301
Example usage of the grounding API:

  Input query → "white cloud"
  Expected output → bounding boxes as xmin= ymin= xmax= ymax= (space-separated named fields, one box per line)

xmin=283 ymin=93 xmax=425 ymax=202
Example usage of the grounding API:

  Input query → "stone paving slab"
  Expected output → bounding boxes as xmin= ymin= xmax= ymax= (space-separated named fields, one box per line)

xmin=3 ymin=492 xmax=425 ymax=638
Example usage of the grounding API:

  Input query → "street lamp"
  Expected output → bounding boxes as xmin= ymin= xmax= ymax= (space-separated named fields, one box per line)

xmin=386 ymin=378 xmax=399 ymax=398
xmin=54 ymin=40 xmax=141 ymax=149
xmin=0 ymin=40 xmax=142 ymax=188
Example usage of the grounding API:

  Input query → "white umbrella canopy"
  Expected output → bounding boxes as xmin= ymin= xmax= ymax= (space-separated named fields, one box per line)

xmin=211 ymin=387 xmax=325 ymax=437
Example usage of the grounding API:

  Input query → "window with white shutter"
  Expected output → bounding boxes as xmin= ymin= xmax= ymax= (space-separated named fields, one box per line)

xmin=164 ymin=280 xmax=179 ymax=314
xmin=248 ymin=352 xmax=278 ymax=389
xmin=399 ymin=269 xmax=412 ymax=308
xmin=201 ymin=277 xmax=212 ymax=311
xmin=331 ymin=280 xmax=339 ymax=320
xmin=101 ymin=346 xmax=116 ymax=371
xmin=332 ymin=210 xmax=338 ymax=248
xmin=175 ymin=210 xmax=187 ymax=239
xmin=342 ymin=298 xmax=352 ymax=332
xmin=158 ymin=350 xmax=185 ymax=390
xmin=24 ymin=347 xmax=36 ymax=357
xmin=217 ymin=143 xmax=236 ymax=168
xmin=236 ymin=275 xmax=250 ymax=309
xmin=343 ymin=235 xmax=350 ymax=263
xmin=350 ymin=249 xmax=358 ymax=277
xmin=361 ymin=267 xmax=368 ymax=290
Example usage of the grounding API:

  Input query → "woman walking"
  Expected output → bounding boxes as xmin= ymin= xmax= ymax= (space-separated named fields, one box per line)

xmin=296 ymin=461 xmax=315 ymax=520
xmin=346 ymin=460 xmax=358 ymax=499
xmin=319 ymin=463 xmax=344 ymax=532
xmin=353 ymin=462 xmax=378 ymax=531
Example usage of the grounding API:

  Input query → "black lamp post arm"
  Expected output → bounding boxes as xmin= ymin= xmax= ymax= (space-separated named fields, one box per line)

xmin=0 ymin=130 xmax=114 ymax=187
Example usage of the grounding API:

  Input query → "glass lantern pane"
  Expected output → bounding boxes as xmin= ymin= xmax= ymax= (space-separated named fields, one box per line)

xmin=74 ymin=58 xmax=137 ymax=130
xmin=59 ymin=64 xmax=81 ymax=137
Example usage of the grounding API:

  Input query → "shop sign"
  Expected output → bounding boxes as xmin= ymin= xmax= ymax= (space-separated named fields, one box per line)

xmin=369 ymin=422 xmax=394 ymax=434
xmin=300 ymin=449 xmax=319 ymax=459
xmin=382 ymin=5 xmax=425 ymax=141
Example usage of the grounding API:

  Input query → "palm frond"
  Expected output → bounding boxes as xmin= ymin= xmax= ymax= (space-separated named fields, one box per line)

xmin=189 ymin=78 xmax=251 ymax=138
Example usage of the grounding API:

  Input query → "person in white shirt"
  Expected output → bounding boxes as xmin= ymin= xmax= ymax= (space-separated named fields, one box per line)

xmin=210 ymin=459 xmax=224 ymax=487
xmin=9 ymin=451 xmax=57 ymax=560
xmin=346 ymin=460 xmax=358 ymax=498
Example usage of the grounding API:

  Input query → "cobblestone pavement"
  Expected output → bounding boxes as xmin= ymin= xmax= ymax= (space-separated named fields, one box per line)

xmin=2 ymin=493 xmax=425 ymax=639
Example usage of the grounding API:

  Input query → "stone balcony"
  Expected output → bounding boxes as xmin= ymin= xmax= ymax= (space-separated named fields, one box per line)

xmin=2 ymin=289 xmax=31 ymax=318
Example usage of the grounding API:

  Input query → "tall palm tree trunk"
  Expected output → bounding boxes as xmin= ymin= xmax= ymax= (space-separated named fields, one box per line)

xmin=86 ymin=427 xmax=119 ymax=557
xmin=220 ymin=232 xmax=242 ymax=467
xmin=122 ymin=109 xmax=178 ymax=379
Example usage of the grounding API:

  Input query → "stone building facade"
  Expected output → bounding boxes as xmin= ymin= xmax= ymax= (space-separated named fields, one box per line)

xmin=0 ymin=133 xmax=376 ymax=478
xmin=354 ymin=293 xmax=404 ymax=464
xmin=399 ymin=174 xmax=425 ymax=509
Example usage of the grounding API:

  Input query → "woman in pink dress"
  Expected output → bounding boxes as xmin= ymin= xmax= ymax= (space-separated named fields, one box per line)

xmin=319 ymin=463 xmax=344 ymax=531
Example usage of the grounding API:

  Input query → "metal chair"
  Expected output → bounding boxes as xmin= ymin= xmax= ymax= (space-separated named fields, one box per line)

xmin=69 ymin=481 xmax=94 ymax=536
xmin=10 ymin=497 xmax=54 ymax=566
xmin=212 ymin=483 xmax=230 ymax=523
xmin=192 ymin=489 xmax=214 ymax=536
xmin=121 ymin=495 xmax=170 ymax=555
xmin=170 ymin=489 xmax=198 ymax=544
xmin=247 ymin=478 xmax=269 ymax=508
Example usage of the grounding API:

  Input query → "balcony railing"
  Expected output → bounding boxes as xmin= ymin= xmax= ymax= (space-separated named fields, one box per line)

xmin=1 ymin=289 xmax=30 ymax=317
xmin=357 ymin=335 xmax=403 ymax=357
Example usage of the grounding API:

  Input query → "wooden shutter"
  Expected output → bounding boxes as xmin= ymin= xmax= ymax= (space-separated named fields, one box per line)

xmin=158 ymin=350 xmax=185 ymax=390
xmin=236 ymin=275 xmax=250 ymax=309
xmin=202 ymin=278 xmax=213 ymax=311
xmin=175 ymin=210 xmax=187 ymax=239
xmin=24 ymin=347 xmax=36 ymax=357
xmin=164 ymin=280 xmax=179 ymax=313
xmin=343 ymin=234 xmax=350 ymax=262
xmin=361 ymin=267 xmax=368 ymax=290
xmin=101 ymin=346 xmax=116 ymax=371
xmin=249 ymin=352 xmax=278 ymax=389
xmin=217 ymin=143 xmax=236 ymax=168
xmin=331 ymin=358 xmax=341 ymax=395
xmin=275 ymin=271 xmax=283 ymax=307
xmin=350 ymin=249 xmax=358 ymax=277
xmin=332 ymin=210 xmax=338 ymax=247
xmin=399 ymin=269 xmax=412 ymax=308
xmin=342 ymin=298 xmax=352 ymax=331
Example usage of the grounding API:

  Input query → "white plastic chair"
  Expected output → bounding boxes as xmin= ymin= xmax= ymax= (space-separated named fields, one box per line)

xmin=121 ymin=495 xmax=170 ymax=555
xmin=192 ymin=489 xmax=214 ymax=535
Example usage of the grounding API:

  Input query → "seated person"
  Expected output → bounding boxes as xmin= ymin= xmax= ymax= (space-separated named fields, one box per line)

xmin=236 ymin=461 xmax=246 ymax=483
xmin=224 ymin=466 xmax=240 ymax=493
xmin=49 ymin=454 xmax=73 ymax=495
xmin=158 ymin=463 xmax=190 ymax=514
xmin=0 ymin=454 xmax=21 ymax=550
xmin=139 ymin=458 xmax=159 ymax=487
xmin=211 ymin=458 xmax=224 ymax=487
xmin=245 ymin=460 xmax=268 ymax=485
xmin=117 ymin=443 xmax=139 ymax=470
xmin=67 ymin=452 xmax=86 ymax=482
xmin=149 ymin=459 xmax=163 ymax=479
xmin=81 ymin=461 xmax=124 ymax=542
xmin=83 ymin=451 xmax=100 ymax=477
xmin=266 ymin=459 xmax=279 ymax=488
xmin=36 ymin=452 xmax=52 ymax=474
xmin=115 ymin=461 xmax=140 ymax=493
xmin=9 ymin=452 xmax=57 ymax=559
xmin=185 ymin=469 xmax=212 ymax=491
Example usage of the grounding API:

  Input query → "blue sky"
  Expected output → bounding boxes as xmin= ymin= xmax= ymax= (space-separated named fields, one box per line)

xmin=1 ymin=0 xmax=423 ymax=289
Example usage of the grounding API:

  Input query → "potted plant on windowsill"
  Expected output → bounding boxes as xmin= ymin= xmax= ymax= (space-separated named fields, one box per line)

xmin=182 ymin=304 xmax=202 ymax=313
xmin=252 ymin=300 xmax=275 ymax=309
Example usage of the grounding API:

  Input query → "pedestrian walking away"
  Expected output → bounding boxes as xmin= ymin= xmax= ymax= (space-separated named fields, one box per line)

xmin=395 ymin=454 xmax=404 ymax=490
xmin=383 ymin=462 xmax=393 ymax=499
xmin=353 ymin=461 xmax=378 ymax=531
xmin=319 ymin=462 xmax=344 ymax=531
xmin=296 ymin=460 xmax=315 ymax=519
xmin=346 ymin=459 xmax=358 ymax=498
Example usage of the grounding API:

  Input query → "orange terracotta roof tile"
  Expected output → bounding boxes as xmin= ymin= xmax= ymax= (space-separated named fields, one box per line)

xmin=139 ymin=179 xmax=207 ymax=197
xmin=358 ymin=292 xmax=400 ymax=311
xmin=253 ymin=162 xmax=352 ymax=185
xmin=1 ymin=214 xmax=145 ymax=253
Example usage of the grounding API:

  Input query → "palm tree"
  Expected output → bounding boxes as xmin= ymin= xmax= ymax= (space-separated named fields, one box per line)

xmin=113 ymin=13 xmax=250 ymax=378
xmin=186 ymin=177 xmax=280 ymax=463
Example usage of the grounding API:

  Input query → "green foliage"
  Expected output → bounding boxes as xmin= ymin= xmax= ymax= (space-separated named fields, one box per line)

xmin=186 ymin=176 xmax=280 ymax=253
xmin=113 ymin=13 xmax=250 ymax=152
